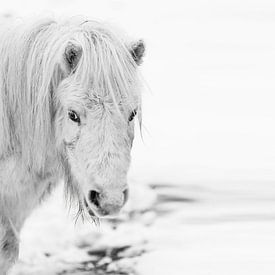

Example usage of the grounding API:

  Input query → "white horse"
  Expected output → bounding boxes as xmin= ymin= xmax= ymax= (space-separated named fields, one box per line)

xmin=0 ymin=17 xmax=145 ymax=273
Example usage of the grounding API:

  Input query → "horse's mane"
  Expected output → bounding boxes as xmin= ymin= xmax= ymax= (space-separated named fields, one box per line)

xmin=0 ymin=17 xmax=140 ymax=175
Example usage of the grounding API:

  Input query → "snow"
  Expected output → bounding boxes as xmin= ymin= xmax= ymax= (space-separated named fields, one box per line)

xmin=9 ymin=181 xmax=275 ymax=274
xmin=0 ymin=0 xmax=274 ymax=274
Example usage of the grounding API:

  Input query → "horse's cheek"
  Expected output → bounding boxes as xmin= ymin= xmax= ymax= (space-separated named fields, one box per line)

xmin=63 ymin=120 xmax=79 ymax=145
xmin=68 ymin=130 xmax=93 ymax=174
xmin=127 ymin=124 xmax=135 ymax=148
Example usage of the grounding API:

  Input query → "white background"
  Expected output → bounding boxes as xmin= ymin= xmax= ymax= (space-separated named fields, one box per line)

xmin=2 ymin=0 xmax=275 ymax=183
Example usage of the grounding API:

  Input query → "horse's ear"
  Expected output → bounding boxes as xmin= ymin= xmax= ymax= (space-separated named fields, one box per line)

xmin=64 ymin=43 xmax=82 ymax=73
xmin=130 ymin=40 xmax=145 ymax=65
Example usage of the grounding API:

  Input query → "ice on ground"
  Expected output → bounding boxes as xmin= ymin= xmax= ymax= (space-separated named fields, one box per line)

xmin=9 ymin=180 xmax=275 ymax=275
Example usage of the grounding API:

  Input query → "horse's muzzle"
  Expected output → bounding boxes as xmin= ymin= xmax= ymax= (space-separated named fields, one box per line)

xmin=86 ymin=188 xmax=129 ymax=218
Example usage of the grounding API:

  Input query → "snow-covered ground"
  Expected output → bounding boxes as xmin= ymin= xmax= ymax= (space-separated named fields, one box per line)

xmin=9 ymin=181 xmax=275 ymax=275
xmin=0 ymin=0 xmax=275 ymax=274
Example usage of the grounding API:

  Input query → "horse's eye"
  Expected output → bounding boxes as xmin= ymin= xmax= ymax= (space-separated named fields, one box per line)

xmin=68 ymin=110 xmax=80 ymax=124
xmin=129 ymin=109 xmax=137 ymax=122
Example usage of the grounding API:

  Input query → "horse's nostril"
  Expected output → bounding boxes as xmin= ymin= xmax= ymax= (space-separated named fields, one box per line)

xmin=89 ymin=190 xmax=100 ymax=208
xmin=123 ymin=189 xmax=129 ymax=204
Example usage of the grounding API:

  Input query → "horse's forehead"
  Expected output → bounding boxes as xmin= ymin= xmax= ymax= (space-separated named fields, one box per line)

xmin=86 ymin=93 xmax=139 ymax=109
